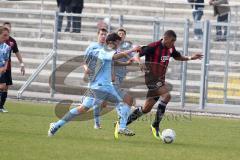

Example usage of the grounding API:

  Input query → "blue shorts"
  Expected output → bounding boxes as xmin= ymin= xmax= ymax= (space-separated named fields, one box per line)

xmin=82 ymin=84 xmax=123 ymax=109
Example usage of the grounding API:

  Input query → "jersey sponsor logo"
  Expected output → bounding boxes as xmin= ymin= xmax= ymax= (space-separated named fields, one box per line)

xmin=161 ymin=56 xmax=170 ymax=62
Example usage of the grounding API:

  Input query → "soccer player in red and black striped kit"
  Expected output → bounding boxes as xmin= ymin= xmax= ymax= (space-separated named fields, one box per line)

xmin=127 ymin=30 xmax=203 ymax=139
xmin=1 ymin=22 xmax=25 ymax=112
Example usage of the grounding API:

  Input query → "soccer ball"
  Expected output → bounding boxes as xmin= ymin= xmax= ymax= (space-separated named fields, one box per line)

xmin=161 ymin=129 xmax=176 ymax=144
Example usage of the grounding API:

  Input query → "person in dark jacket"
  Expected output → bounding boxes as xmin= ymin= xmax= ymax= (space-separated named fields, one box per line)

xmin=57 ymin=0 xmax=72 ymax=32
xmin=209 ymin=0 xmax=230 ymax=41
xmin=70 ymin=0 xmax=84 ymax=33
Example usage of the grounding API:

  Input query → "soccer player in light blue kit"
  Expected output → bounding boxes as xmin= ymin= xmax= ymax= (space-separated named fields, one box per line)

xmin=0 ymin=26 xmax=10 ymax=113
xmin=48 ymin=33 xmax=140 ymax=138
xmin=83 ymin=28 xmax=108 ymax=129
xmin=93 ymin=28 xmax=135 ymax=128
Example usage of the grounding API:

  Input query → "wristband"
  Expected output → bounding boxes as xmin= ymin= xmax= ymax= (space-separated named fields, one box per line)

xmin=20 ymin=63 xmax=24 ymax=67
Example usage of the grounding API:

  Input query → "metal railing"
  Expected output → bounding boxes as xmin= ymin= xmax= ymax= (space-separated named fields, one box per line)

xmin=0 ymin=6 xmax=239 ymax=108
xmin=17 ymin=11 xmax=59 ymax=99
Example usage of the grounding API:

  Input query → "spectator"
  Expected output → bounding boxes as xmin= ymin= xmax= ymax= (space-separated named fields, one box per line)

xmin=2 ymin=22 xmax=25 ymax=113
xmin=209 ymin=0 xmax=230 ymax=41
xmin=70 ymin=0 xmax=84 ymax=33
xmin=57 ymin=0 xmax=72 ymax=32
xmin=188 ymin=0 xmax=205 ymax=40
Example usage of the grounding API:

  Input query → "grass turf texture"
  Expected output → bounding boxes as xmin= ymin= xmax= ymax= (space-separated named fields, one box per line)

xmin=0 ymin=101 xmax=240 ymax=160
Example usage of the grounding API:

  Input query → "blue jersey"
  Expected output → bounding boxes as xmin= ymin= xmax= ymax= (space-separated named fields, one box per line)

xmin=113 ymin=41 xmax=135 ymax=83
xmin=114 ymin=50 xmax=134 ymax=83
xmin=0 ymin=43 xmax=10 ymax=67
xmin=91 ymin=47 xmax=116 ymax=87
xmin=114 ymin=52 xmax=127 ymax=81
xmin=84 ymin=42 xmax=104 ymax=82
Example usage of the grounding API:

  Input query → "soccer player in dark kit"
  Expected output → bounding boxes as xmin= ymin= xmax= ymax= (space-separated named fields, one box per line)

xmin=1 ymin=22 xmax=25 ymax=113
xmin=126 ymin=30 xmax=203 ymax=140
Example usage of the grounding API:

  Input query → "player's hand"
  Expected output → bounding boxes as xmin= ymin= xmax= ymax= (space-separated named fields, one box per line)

xmin=132 ymin=46 xmax=141 ymax=53
xmin=126 ymin=58 xmax=134 ymax=65
xmin=191 ymin=53 xmax=203 ymax=60
xmin=83 ymin=65 xmax=90 ymax=74
xmin=21 ymin=66 xmax=25 ymax=76
xmin=0 ymin=68 xmax=6 ymax=74
xmin=83 ymin=73 xmax=89 ymax=82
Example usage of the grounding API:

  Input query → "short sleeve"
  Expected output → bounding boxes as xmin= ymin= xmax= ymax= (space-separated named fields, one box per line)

xmin=139 ymin=46 xmax=155 ymax=57
xmin=171 ymin=49 xmax=181 ymax=58
xmin=12 ymin=39 xmax=19 ymax=53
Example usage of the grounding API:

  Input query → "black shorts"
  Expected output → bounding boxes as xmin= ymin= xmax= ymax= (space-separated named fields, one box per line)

xmin=145 ymin=73 xmax=165 ymax=89
xmin=0 ymin=70 xmax=13 ymax=85
xmin=145 ymin=73 xmax=165 ymax=101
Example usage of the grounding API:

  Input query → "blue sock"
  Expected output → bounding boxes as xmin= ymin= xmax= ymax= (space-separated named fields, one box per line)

xmin=55 ymin=107 xmax=79 ymax=128
xmin=117 ymin=103 xmax=131 ymax=129
xmin=93 ymin=105 xmax=101 ymax=125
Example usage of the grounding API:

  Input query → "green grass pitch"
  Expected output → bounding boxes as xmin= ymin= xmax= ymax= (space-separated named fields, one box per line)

xmin=0 ymin=101 xmax=240 ymax=160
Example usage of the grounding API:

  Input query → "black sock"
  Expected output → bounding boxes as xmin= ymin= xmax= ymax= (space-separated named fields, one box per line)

xmin=127 ymin=107 xmax=144 ymax=126
xmin=152 ymin=101 xmax=167 ymax=129
xmin=0 ymin=91 xmax=3 ymax=109
xmin=1 ymin=92 xmax=7 ymax=107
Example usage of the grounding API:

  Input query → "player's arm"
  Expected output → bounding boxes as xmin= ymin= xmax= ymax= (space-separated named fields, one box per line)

xmin=12 ymin=40 xmax=25 ymax=75
xmin=112 ymin=46 xmax=141 ymax=60
xmin=15 ymin=52 xmax=25 ymax=75
xmin=82 ymin=45 xmax=93 ymax=82
xmin=114 ymin=59 xmax=133 ymax=66
xmin=172 ymin=50 xmax=203 ymax=61
xmin=174 ymin=53 xmax=203 ymax=61
xmin=83 ymin=64 xmax=90 ymax=82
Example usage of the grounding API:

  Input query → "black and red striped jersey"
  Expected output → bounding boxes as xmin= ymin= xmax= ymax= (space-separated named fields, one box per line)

xmin=140 ymin=39 xmax=181 ymax=80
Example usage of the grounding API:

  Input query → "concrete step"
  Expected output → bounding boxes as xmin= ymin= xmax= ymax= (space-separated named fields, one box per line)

xmin=9 ymin=61 xmax=240 ymax=92
xmin=16 ymin=46 xmax=240 ymax=62
xmin=1 ymin=1 xmax=239 ymax=20
xmin=7 ymin=27 xmax=240 ymax=48
xmin=14 ymin=36 xmax=240 ymax=52
xmin=1 ymin=0 xmax=240 ymax=105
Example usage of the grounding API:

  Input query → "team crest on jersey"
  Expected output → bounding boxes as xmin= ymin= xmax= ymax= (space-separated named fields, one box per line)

xmin=9 ymin=41 xmax=14 ymax=48
xmin=161 ymin=56 xmax=170 ymax=62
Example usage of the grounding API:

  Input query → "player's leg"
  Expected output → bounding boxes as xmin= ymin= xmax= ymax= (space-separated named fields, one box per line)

xmin=48 ymin=104 xmax=88 ymax=137
xmin=48 ymin=95 xmax=101 ymax=136
xmin=114 ymin=85 xmax=134 ymax=128
xmin=0 ymin=87 xmax=8 ymax=113
xmin=127 ymin=85 xmax=169 ymax=125
xmin=0 ymin=70 xmax=13 ymax=112
xmin=105 ymin=85 xmax=135 ymax=138
xmin=151 ymin=91 xmax=171 ymax=140
xmin=93 ymin=101 xmax=107 ymax=129
xmin=0 ymin=73 xmax=8 ymax=113
xmin=123 ymin=93 xmax=134 ymax=107
xmin=115 ymin=102 xmax=135 ymax=137
xmin=152 ymin=92 xmax=171 ymax=130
